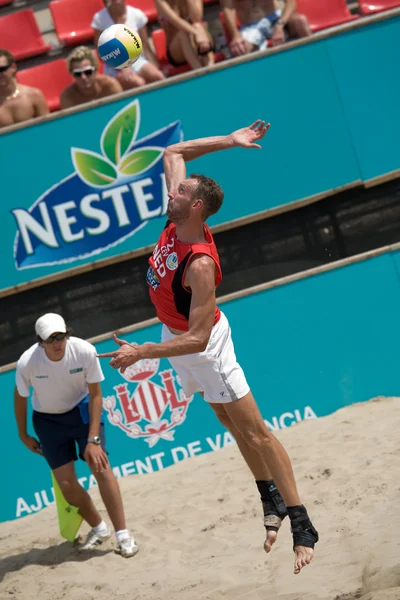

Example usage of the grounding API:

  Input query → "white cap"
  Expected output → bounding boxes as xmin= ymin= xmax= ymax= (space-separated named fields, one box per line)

xmin=35 ymin=313 xmax=67 ymax=340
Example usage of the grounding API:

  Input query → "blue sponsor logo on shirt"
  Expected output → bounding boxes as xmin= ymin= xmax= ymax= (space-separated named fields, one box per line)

xmin=147 ymin=266 xmax=160 ymax=291
xmin=35 ymin=375 xmax=48 ymax=379
xmin=70 ymin=368 xmax=83 ymax=374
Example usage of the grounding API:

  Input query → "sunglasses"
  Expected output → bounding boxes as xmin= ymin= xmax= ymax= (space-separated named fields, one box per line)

xmin=43 ymin=332 xmax=68 ymax=344
xmin=0 ymin=63 xmax=12 ymax=74
xmin=72 ymin=66 xmax=96 ymax=78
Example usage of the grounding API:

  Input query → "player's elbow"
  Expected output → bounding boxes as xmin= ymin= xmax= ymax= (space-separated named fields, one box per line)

xmin=164 ymin=144 xmax=181 ymax=156
xmin=197 ymin=340 xmax=208 ymax=353
xmin=190 ymin=332 xmax=210 ymax=353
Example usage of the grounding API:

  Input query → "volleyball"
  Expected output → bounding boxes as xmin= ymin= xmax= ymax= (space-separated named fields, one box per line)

xmin=98 ymin=24 xmax=142 ymax=70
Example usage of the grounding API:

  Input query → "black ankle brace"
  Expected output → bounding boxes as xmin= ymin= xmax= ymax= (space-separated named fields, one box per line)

xmin=256 ymin=480 xmax=288 ymax=532
xmin=287 ymin=505 xmax=319 ymax=549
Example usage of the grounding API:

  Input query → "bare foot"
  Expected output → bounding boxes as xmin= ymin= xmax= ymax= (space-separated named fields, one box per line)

xmin=263 ymin=529 xmax=278 ymax=553
xmin=294 ymin=545 xmax=314 ymax=574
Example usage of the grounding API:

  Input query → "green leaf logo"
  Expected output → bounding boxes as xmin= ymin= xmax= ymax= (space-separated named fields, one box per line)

xmin=72 ymin=101 xmax=164 ymax=188
xmin=119 ymin=147 xmax=163 ymax=176
xmin=101 ymin=99 xmax=139 ymax=165
xmin=71 ymin=149 xmax=118 ymax=187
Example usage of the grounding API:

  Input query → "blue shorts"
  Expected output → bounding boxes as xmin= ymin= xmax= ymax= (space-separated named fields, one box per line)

xmin=240 ymin=9 xmax=287 ymax=50
xmin=32 ymin=402 xmax=107 ymax=470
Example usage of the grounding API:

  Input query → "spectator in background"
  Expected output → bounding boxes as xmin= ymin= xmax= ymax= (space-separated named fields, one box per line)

xmin=92 ymin=0 xmax=165 ymax=90
xmin=155 ymin=0 xmax=214 ymax=70
xmin=61 ymin=46 xmax=123 ymax=109
xmin=221 ymin=0 xmax=311 ymax=57
xmin=0 ymin=49 xmax=49 ymax=129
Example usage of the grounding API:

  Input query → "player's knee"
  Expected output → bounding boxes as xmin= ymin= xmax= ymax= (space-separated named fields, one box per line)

xmin=242 ymin=427 xmax=273 ymax=450
xmin=93 ymin=466 xmax=113 ymax=484
xmin=57 ymin=478 xmax=82 ymax=505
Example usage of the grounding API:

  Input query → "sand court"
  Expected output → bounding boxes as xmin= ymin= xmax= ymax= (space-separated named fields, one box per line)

xmin=1 ymin=396 xmax=399 ymax=600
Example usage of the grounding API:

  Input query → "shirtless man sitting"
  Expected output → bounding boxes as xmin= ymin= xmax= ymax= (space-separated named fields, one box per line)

xmin=60 ymin=46 xmax=123 ymax=110
xmin=221 ymin=0 xmax=311 ymax=57
xmin=0 ymin=49 xmax=49 ymax=130
xmin=155 ymin=0 xmax=214 ymax=70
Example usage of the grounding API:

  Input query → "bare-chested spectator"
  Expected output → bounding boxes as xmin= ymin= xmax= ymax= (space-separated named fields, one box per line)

xmin=60 ymin=46 xmax=123 ymax=110
xmin=221 ymin=0 xmax=311 ymax=57
xmin=92 ymin=0 xmax=165 ymax=90
xmin=155 ymin=0 xmax=214 ymax=70
xmin=0 ymin=49 xmax=49 ymax=129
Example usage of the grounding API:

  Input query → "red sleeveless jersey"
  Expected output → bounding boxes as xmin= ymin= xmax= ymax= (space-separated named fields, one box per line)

xmin=147 ymin=221 xmax=222 ymax=331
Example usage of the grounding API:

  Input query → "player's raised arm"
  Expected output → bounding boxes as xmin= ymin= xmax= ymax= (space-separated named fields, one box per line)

xmin=163 ymin=120 xmax=270 ymax=191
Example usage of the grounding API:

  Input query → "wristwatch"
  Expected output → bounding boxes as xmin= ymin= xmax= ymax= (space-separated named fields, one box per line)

xmin=88 ymin=436 xmax=101 ymax=445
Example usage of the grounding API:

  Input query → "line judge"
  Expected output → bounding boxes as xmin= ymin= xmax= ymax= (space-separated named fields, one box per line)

xmin=14 ymin=313 xmax=138 ymax=558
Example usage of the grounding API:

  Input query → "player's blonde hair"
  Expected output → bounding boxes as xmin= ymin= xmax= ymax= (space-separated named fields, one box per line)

xmin=66 ymin=46 xmax=98 ymax=72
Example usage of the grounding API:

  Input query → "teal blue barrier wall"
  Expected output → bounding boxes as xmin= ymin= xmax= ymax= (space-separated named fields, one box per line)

xmin=327 ymin=17 xmax=400 ymax=180
xmin=2 ymin=249 xmax=400 ymax=522
xmin=1 ymin=15 xmax=399 ymax=292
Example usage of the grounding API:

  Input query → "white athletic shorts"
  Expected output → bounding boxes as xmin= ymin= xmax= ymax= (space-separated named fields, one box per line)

xmin=240 ymin=9 xmax=283 ymax=50
xmin=103 ymin=54 xmax=148 ymax=77
xmin=162 ymin=312 xmax=250 ymax=404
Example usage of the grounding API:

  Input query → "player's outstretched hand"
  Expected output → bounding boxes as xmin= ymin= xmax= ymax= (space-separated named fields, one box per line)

xmin=97 ymin=334 xmax=141 ymax=373
xmin=230 ymin=120 xmax=270 ymax=149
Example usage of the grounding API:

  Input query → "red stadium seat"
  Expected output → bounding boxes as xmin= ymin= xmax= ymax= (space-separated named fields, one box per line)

xmin=126 ymin=0 xmax=158 ymax=23
xmin=296 ymin=0 xmax=359 ymax=32
xmin=50 ymin=0 xmax=103 ymax=46
xmin=0 ymin=10 xmax=51 ymax=61
xmin=97 ymin=55 xmax=104 ymax=74
xmin=17 ymin=59 xmax=74 ymax=112
xmin=359 ymin=0 xmax=400 ymax=14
